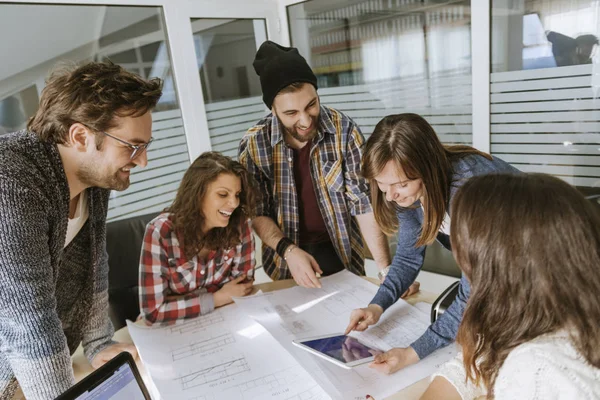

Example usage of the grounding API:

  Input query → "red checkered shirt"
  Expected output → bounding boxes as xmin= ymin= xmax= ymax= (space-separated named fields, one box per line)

xmin=139 ymin=213 xmax=255 ymax=325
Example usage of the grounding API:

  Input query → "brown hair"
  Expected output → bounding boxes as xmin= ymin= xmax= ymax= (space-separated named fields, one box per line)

xmin=451 ymin=173 xmax=600 ymax=396
xmin=167 ymin=152 xmax=257 ymax=259
xmin=28 ymin=60 xmax=162 ymax=144
xmin=362 ymin=113 xmax=490 ymax=246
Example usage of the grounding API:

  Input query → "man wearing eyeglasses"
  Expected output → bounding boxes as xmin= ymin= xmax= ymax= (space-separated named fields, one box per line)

xmin=0 ymin=61 xmax=162 ymax=400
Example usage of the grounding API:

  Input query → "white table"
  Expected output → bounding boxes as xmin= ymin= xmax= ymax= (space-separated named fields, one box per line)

xmin=71 ymin=278 xmax=438 ymax=400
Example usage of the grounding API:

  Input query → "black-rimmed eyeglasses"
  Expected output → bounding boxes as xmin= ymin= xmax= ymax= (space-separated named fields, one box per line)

xmin=102 ymin=131 xmax=154 ymax=160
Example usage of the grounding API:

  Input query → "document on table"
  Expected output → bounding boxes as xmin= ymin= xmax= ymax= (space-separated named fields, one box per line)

xmin=233 ymin=270 xmax=457 ymax=400
xmin=127 ymin=302 xmax=331 ymax=400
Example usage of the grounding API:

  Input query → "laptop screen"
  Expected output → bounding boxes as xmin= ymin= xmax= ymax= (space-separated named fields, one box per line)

xmin=72 ymin=362 xmax=147 ymax=400
xmin=56 ymin=352 xmax=150 ymax=400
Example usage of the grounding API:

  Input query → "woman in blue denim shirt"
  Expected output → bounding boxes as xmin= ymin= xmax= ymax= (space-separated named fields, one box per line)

xmin=345 ymin=113 xmax=519 ymax=374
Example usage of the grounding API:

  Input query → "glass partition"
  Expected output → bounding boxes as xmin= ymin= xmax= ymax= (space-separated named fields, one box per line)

xmin=0 ymin=4 xmax=190 ymax=221
xmin=0 ymin=85 xmax=38 ymax=135
xmin=287 ymin=0 xmax=473 ymax=145
xmin=491 ymin=0 xmax=600 ymax=204
xmin=191 ymin=18 xmax=268 ymax=158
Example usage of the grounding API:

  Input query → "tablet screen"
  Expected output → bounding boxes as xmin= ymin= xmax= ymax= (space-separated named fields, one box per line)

xmin=74 ymin=363 xmax=146 ymax=400
xmin=299 ymin=335 xmax=382 ymax=364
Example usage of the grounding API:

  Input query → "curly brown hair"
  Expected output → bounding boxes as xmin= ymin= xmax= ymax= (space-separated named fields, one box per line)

xmin=167 ymin=152 xmax=257 ymax=260
xmin=451 ymin=173 xmax=600 ymax=397
xmin=361 ymin=113 xmax=491 ymax=246
xmin=28 ymin=60 xmax=162 ymax=145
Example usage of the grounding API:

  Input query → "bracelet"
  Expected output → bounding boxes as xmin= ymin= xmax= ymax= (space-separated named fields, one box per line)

xmin=283 ymin=245 xmax=297 ymax=261
xmin=276 ymin=237 xmax=295 ymax=258
xmin=377 ymin=265 xmax=391 ymax=281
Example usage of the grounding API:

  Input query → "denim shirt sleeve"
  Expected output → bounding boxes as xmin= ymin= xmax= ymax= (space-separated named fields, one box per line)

xmin=411 ymin=275 xmax=470 ymax=359
xmin=370 ymin=207 xmax=424 ymax=311
xmin=369 ymin=206 xmax=471 ymax=360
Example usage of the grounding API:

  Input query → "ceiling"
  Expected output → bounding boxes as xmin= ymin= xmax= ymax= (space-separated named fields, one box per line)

xmin=0 ymin=4 xmax=158 ymax=82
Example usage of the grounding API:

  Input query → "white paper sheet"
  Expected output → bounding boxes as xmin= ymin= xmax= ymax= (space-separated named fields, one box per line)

xmin=413 ymin=302 xmax=433 ymax=316
xmin=127 ymin=302 xmax=331 ymax=400
xmin=233 ymin=271 xmax=456 ymax=400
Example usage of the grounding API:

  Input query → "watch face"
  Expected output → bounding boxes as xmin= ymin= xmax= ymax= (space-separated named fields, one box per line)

xmin=378 ymin=266 xmax=390 ymax=278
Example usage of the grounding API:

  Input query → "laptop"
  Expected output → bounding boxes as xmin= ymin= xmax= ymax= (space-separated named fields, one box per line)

xmin=55 ymin=351 xmax=152 ymax=400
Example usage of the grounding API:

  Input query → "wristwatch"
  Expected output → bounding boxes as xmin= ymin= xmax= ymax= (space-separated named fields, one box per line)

xmin=377 ymin=265 xmax=391 ymax=282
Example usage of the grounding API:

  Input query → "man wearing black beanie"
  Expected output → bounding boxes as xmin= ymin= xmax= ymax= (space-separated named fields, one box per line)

xmin=238 ymin=41 xmax=408 ymax=291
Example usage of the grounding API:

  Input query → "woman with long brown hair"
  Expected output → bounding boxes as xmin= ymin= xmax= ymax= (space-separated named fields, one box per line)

xmin=345 ymin=114 xmax=518 ymax=373
xmin=139 ymin=152 xmax=257 ymax=325
xmin=421 ymin=173 xmax=600 ymax=399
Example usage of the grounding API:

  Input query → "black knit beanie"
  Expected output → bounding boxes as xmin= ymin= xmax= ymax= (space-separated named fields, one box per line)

xmin=253 ymin=40 xmax=318 ymax=109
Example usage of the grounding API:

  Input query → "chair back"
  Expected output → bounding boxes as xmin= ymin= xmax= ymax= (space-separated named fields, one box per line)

xmin=106 ymin=213 xmax=158 ymax=330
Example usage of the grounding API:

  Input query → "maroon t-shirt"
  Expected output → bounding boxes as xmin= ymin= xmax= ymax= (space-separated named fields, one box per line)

xmin=292 ymin=142 xmax=330 ymax=245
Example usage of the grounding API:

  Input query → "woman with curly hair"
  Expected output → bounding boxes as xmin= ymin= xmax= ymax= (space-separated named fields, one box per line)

xmin=422 ymin=173 xmax=600 ymax=399
xmin=139 ymin=152 xmax=257 ymax=325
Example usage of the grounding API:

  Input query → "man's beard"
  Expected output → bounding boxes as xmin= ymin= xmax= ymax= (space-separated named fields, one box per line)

xmin=280 ymin=114 xmax=319 ymax=143
xmin=78 ymin=161 xmax=130 ymax=191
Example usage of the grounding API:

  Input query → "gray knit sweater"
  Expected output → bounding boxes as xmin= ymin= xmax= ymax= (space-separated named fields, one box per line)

xmin=0 ymin=131 xmax=115 ymax=399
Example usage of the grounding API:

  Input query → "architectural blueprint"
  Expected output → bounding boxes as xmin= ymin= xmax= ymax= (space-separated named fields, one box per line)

xmin=127 ymin=304 xmax=331 ymax=400
xmin=233 ymin=271 xmax=457 ymax=400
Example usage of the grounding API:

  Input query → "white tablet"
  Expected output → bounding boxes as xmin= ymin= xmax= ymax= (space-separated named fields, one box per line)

xmin=292 ymin=334 xmax=383 ymax=369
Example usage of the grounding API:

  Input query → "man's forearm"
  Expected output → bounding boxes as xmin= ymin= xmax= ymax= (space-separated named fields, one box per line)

xmin=82 ymin=289 xmax=116 ymax=363
xmin=355 ymin=212 xmax=391 ymax=269
xmin=10 ymin=348 xmax=75 ymax=399
xmin=251 ymin=216 xmax=286 ymax=250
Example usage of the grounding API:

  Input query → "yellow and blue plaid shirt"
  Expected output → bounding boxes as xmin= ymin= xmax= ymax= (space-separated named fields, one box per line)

xmin=238 ymin=105 xmax=372 ymax=280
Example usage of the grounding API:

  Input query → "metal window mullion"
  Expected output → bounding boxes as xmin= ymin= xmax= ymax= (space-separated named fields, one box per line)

xmin=162 ymin=3 xmax=212 ymax=161
xmin=471 ymin=0 xmax=491 ymax=153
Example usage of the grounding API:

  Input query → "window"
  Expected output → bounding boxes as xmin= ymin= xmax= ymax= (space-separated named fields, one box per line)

xmin=287 ymin=0 xmax=473 ymax=145
xmin=491 ymin=0 xmax=600 ymax=203
xmin=191 ymin=18 xmax=268 ymax=158
xmin=0 ymin=4 xmax=190 ymax=221
xmin=0 ymin=85 xmax=38 ymax=136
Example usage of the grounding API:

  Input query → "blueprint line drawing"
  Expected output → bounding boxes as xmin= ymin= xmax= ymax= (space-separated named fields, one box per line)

xmin=231 ymin=366 xmax=306 ymax=398
xmin=366 ymin=308 xmax=430 ymax=348
xmin=179 ymin=357 xmax=250 ymax=390
xmin=281 ymin=319 xmax=313 ymax=335
xmin=171 ymin=332 xmax=235 ymax=361
xmin=319 ymin=288 xmax=371 ymax=316
xmin=270 ymin=304 xmax=293 ymax=318
xmin=184 ymin=366 xmax=330 ymax=400
xmin=233 ymin=270 xmax=457 ymax=399
xmin=130 ymin=271 xmax=454 ymax=400
xmin=169 ymin=311 xmax=224 ymax=335
xmin=128 ymin=302 xmax=330 ymax=400
xmin=285 ymin=385 xmax=332 ymax=400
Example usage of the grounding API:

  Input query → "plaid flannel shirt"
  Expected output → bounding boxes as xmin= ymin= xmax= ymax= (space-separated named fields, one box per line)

xmin=238 ymin=105 xmax=371 ymax=280
xmin=139 ymin=213 xmax=255 ymax=325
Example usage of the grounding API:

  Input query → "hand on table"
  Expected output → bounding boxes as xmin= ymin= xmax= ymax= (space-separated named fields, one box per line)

xmin=91 ymin=343 xmax=138 ymax=369
xmin=344 ymin=304 xmax=383 ymax=334
xmin=214 ymin=274 xmax=254 ymax=307
xmin=285 ymin=246 xmax=323 ymax=288
xmin=401 ymin=281 xmax=421 ymax=298
xmin=368 ymin=347 xmax=419 ymax=374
